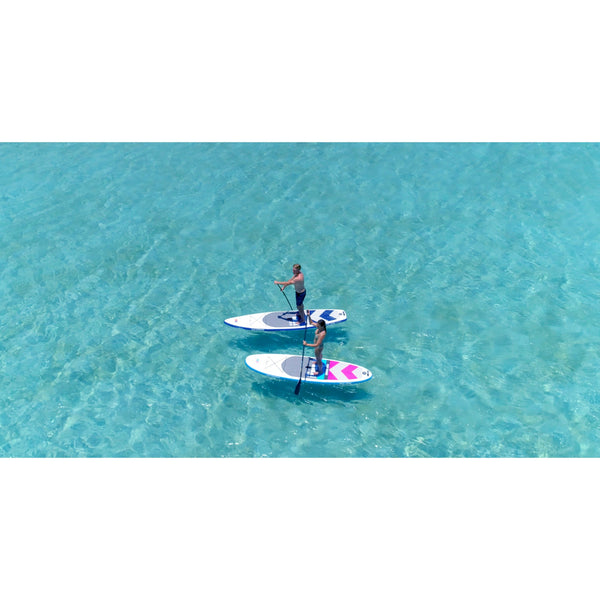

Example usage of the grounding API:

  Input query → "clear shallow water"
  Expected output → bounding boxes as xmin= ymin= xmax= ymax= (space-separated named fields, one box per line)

xmin=1 ymin=143 xmax=600 ymax=457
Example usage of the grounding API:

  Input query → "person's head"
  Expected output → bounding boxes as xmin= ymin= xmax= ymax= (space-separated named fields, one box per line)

xmin=293 ymin=263 xmax=301 ymax=273
xmin=317 ymin=319 xmax=326 ymax=331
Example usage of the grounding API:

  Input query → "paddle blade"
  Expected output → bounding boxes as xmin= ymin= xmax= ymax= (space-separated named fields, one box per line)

xmin=294 ymin=379 xmax=301 ymax=395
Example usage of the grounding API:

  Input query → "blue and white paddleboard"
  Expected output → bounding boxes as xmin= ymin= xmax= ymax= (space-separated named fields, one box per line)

xmin=245 ymin=353 xmax=372 ymax=384
xmin=224 ymin=309 xmax=346 ymax=331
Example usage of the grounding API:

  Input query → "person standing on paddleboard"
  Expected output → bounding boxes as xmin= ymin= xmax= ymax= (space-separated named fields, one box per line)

xmin=274 ymin=263 xmax=306 ymax=324
xmin=303 ymin=310 xmax=326 ymax=375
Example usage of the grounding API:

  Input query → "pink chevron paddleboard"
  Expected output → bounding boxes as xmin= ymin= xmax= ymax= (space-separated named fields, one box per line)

xmin=245 ymin=354 xmax=372 ymax=384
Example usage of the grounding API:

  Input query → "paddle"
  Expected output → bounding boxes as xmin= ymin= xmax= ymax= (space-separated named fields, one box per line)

xmin=294 ymin=310 xmax=310 ymax=395
xmin=276 ymin=283 xmax=294 ymax=312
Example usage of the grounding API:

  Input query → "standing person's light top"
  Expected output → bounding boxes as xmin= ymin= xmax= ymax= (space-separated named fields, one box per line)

xmin=274 ymin=263 xmax=306 ymax=325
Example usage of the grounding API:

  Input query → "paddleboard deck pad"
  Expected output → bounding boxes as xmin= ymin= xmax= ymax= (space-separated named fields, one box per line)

xmin=224 ymin=309 xmax=346 ymax=331
xmin=245 ymin=354 xmax=372 ymax=384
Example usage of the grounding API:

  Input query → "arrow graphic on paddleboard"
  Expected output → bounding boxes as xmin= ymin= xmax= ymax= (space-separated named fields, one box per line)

xmin=326 ymin=360 xmax=358 ymax=381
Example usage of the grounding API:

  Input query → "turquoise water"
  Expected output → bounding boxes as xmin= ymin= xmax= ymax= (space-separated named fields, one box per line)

xmin=2 ymin=143 xmax=600 ymax=457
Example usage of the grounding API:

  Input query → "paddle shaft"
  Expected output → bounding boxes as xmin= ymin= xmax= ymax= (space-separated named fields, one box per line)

xmin=294 ymin=311 xmax=310 ymax=395
xmin=277 ymin=284 xmax=294 ymax=312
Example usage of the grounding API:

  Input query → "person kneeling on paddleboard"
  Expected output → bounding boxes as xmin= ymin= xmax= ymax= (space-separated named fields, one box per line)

xmin=303 ymin=310 xmax=326 ymax=375
xmin=274 ymin=263 xmax=306 ymax=324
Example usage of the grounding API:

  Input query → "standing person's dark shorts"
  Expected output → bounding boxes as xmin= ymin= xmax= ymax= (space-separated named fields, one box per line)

xmin=295 ymin=289 xmax=306 ymax=308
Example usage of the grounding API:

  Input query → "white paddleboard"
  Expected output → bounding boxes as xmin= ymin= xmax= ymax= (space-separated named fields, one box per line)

xmin=245 ymin=353 xmax=372 ymax=384
xmin=224 ymin=309 xmax=346 ymax=331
